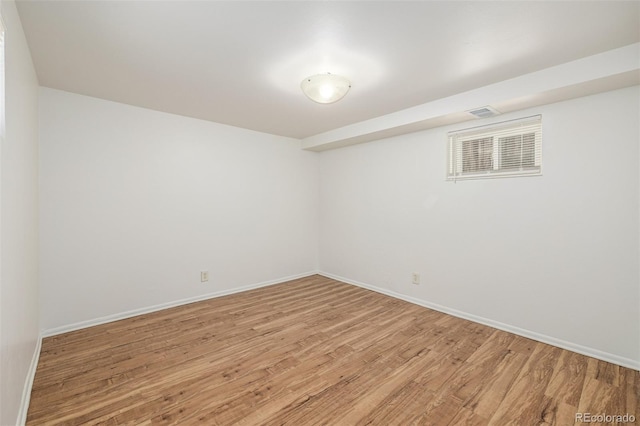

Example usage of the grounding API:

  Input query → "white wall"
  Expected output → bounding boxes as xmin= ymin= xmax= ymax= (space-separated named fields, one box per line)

xmin=39 ymin=88 xmax=318 ymax=332
xmin=0 ymin=1 xmax=40 ymax=424
xmin=319 ymin=86 xmax=640 ymax=367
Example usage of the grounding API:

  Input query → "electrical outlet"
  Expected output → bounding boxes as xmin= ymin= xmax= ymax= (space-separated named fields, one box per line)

xmin=412 ymin=273 xmax=420 ymax=285
xmin=201 ymin=271 xmax=209 ymax=282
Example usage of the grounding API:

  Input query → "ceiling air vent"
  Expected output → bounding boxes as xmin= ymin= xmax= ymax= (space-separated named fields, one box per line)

xmin=467 ymin=106 xmax=501 ymax=119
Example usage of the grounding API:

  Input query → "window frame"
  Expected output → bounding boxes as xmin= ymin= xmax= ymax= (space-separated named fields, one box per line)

xmin=447 ymin=115 xmax=542 ymax=181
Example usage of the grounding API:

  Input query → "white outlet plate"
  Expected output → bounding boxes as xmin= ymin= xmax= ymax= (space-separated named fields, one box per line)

xmin=201 ymin=271 xmax=209 ymax=282
xmin=412 ymin=273 xmax=420 ymax=285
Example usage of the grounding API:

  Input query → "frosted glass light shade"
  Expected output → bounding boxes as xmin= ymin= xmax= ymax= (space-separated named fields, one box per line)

xmin=301 ymin=73 xmax=351 ymax=104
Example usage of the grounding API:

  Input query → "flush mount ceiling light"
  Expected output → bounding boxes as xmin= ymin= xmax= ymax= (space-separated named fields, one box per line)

xmin=301 ymin=73 xmax=351 ymax=104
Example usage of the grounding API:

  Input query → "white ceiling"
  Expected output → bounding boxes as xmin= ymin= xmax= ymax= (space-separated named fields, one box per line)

xmin=16 ymin=1 xmax=640 ymax=140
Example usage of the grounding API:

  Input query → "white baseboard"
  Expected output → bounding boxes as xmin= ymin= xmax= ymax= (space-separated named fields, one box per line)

xmin=38 ymin=269 xmax=640 ymax=370
xmin=42 ymin=271 xmax=318 ymax=337
xmin=319 ymin=271 xmax=640 ymax=371
xmin=17 ymin=334 xmax=42 ymax=426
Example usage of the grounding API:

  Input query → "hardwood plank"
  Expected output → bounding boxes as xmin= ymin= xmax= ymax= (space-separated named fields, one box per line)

xmin=27 ymin=275 xmax=640 ymax=425
xmin=462 ymin=346 xmax=528 ymax=419
xmin=545 ymin=350 xmax=588 ymax=407
xmin=488 ymin=343 xmax=561 ymax=425
xmin=448 ymin=407 xmax=490 ymax=426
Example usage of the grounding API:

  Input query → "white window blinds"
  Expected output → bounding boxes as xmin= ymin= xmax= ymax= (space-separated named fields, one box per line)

xmin=447 ymin=115 xmax=542 ymax=181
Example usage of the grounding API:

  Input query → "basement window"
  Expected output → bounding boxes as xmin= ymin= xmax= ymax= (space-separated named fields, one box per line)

xmin=447 ymin=115 xmax=542 ymax=181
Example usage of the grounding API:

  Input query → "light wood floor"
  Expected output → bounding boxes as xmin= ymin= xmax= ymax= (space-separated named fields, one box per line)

xmin=28 ymin=275 xmax=638 ymax=425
